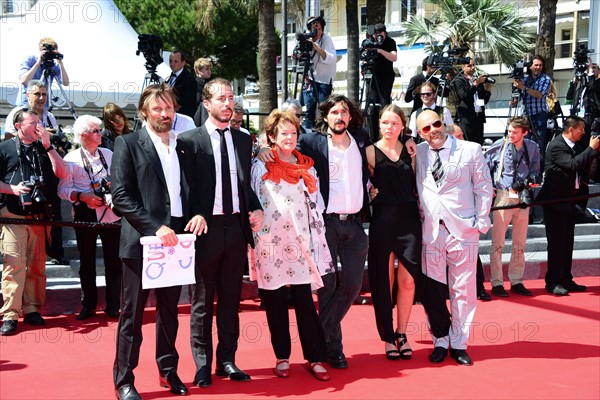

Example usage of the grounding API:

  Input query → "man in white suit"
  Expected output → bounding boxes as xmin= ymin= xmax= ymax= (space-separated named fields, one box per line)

xmin=415 ymin=110 xmax=493 ymax=366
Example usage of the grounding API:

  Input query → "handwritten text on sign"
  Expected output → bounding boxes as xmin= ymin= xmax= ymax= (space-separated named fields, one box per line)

xmin=140 ymin=234 xmax=197 ymax=289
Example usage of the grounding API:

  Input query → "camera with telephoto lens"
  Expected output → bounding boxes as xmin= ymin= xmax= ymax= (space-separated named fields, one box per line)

xmin=484 ymin=76 xmax=496 ymax=84
xmin=19 ymin=175 xmax=46 ymax=207
xmin=511 ymin=175 xmax=539 ymax=206
xmin=573 ymin=44 xmax=594 ymax=77
xmin=359 ymin=30 xmax=383 ymax=74
xmin=41 ymin=43 xmax=63 ymax=70
xmin=136 ymin=34 xmax=164 ymax=74
xmin=509 ymin=60 xmax=532 ymax=80
xmin=293 ymin=28 xmax=317 ymax=64
xmin=591 ymin=117 xmax=600 ymax=139
xmin=427 ymin=47 xmax=470 ymax=68
xmin=48 ymin=126 xmax=73 ymax=153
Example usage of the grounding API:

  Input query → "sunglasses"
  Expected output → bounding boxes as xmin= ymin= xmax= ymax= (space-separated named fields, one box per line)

xmin=420 ymin=119 xmax=443 ymax=134
xmin=420 ymin=92 xmax=434 ymax=97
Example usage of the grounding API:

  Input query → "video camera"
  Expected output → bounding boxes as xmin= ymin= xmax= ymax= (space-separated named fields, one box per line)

xmin=359 ymin=25 xmax=384 ymax=74
xmin=427 ymin=47 xmax=470 ymax=68
xmin=509 ymin=60 xmax=532 ymax=80
xmin=19 ymin=175 xmax=46 ymax=208
xmin=293 ymin=28 xmax=317 ymax=64
xmin=41 ymin=43 xmax=64 ymax=70
xmin=573 ymin=44 xmax=594 ymax=77
xmin=136 ymin=34 xmax=164 ymax=74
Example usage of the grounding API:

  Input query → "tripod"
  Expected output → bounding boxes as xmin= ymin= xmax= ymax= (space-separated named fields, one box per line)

xmin=133 ymin=65 xmax=161 ymax=131
xmin=42 ymin=66 xmax=77 ymax=120
xmin=569 ymin=73 xmax=589 ymax=117
xmin=291 ymin=55 xmax=316 ymax=102
xmin=359 ymin=68 xmax=384 ymax=141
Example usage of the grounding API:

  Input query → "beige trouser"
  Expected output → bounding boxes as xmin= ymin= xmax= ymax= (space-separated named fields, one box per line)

xmin=0 ymin=207 xmax=48 ymax=320
xmin=489 ymin=190 xmax=530 ymax=288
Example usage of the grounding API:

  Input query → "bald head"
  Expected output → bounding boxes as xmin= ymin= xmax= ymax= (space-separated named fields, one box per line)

xmin=416 ymin=109 xmax=448 ymax=149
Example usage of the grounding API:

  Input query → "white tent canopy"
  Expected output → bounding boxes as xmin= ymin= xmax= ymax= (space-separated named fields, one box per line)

xmin=0 ymin=0 xmax=171 ymax=108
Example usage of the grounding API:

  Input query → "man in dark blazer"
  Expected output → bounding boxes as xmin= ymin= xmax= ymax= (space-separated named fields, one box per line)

xmin=177 ymin=78 xmax=264 ymax=387
xmin=453 ymin=59 xmax=492 ymax=145
xmin=111 ymin=84 xmax=190 ymax=400
xmin=536 ymin=115 xmax=599 ymax=296
xmin=405 ymin=57 xmax=440 ymax=116
xmin=166 ymin=50 xmax=197 ymax=118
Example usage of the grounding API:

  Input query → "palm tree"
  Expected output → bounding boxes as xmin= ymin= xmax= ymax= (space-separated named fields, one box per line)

xmin=403 ymin=0 xmax=534 ymax=67
xmin=346 ymin=0 xmax=360 ymax=101
xmin=366 ymin=0 xmax=386 ymax=26
xmin=537 ymin=0 xmax=558 ymax=78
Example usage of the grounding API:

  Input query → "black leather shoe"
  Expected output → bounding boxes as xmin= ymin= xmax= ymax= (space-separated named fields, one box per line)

xmin=327 ymin=352 xmax=348 ymax=369
xmin=159 ymin=371 xmax=188 ymax=395
xmin=215 ymin=362 xmax=251 ymax=381
xmin=23 ymin=312 xmax=45 ymax=326
xmin=0 ymin=320 xmax=18 ymax=336
xmin=76 ymin=307 xmax=96 ymax=320
xmin=428 ymin=347 xmax=447 ymax=364
xmin=450 ymin=349 xmax=473 ymax=365
xmin=510 ymin=283 xmax=532 ymax=296
xmin=192 ymin=366 xmax=212 ymax=387
xmin=491 ymin=285 xmax=509 ymax=297
xmin=115 ymin=384 xmax=142 ymax=400
xmin=478 ymin=290 xmax=492 ymax=301
xmin=546 ymin=284 xmax=569 ymax=296
xmin=52 ymin=256 xmax=71 ymax=265
xmin=105 ymin=309 xmax=120 ymax=319
xmin=563 ymin=281 xmax=587 ymax=292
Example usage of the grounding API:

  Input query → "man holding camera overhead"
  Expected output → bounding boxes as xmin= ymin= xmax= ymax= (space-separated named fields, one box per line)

xmin=0 ymin=109 xmax=67 ymax=336
xmin=454 ymin=58 xmax=493 ymax=145
xmin=17 ymin=37 xmax=70 ymax=108
xmin=484 ymin=116 xmax=541 ymax=298
xmin=301 ymin=16 xmax=336 ymax=129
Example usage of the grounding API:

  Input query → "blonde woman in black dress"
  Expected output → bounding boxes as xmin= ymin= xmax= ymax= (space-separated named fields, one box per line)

xmin=366 ymin=104 xmax=421 ymax=360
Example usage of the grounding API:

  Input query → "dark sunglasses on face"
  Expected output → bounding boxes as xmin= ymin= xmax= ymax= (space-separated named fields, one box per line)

xmin=420 ymin=119 xmax=443 ymax=133
xmin=420 ymin=92 xmax=434 ymax=97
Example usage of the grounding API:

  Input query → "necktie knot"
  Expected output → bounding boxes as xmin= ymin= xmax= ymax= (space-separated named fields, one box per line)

xmin=216 ymin=128 xmax=229 ymax=137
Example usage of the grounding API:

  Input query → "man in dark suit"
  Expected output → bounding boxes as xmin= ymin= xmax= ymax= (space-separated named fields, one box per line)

xmin=166 ymin=50 xmax=197 ymax=118
xmin=177 ymin=78 xmax=264 ymax=387
xmin=536 ymin=115 xmax=599 ymax=296
xmin=405 ymin=57 xmax=440 ymax=116
xmin=453 ymin=59 xmax=493 ymax=145
xmin=111 ymin=84 xmax=191 ymax=400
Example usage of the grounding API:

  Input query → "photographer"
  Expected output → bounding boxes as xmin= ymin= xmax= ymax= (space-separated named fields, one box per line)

xmin=512 ymin=55 xmax=551 ymax=161
xmin=17 ymin=37 xmax=70 ymax=108
xmin=484 ymin=116 xmax=541 ymax=298
xmin=0 ymin=109 xmax=67 ymax=336
xmin=405 ymin=58 xmax=440 ymax=115
xmin=454 ymin=58 xmax=493 ymax=145
xmin=371 ymin=23 xmax=397 ymax=105
xmin=301 ymin=16 xmax=337 ymax=129
xmin=58 ymin=115 xmax=121 ymax=320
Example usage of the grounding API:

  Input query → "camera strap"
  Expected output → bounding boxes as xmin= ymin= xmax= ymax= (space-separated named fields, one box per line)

xmin=80 ymin=148 xmax=109 ymax=189
xmin=509 ymin=141 xmax=530 ymax=184
xmin=15 ymin=136 xmax=41 ymax=183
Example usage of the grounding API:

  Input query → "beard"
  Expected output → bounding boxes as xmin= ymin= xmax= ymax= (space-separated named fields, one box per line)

xmin=210 ymin=107 xmax=232 ymax=123
xmin=328 ymin=121 xmax=347 ymax=135
xmin=149 ymin=118 xmax=173 ymax=133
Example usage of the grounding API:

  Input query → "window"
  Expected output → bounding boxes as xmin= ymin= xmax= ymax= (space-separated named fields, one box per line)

xmin=401 ymin=0 xmax=417 ymax=22
xmin=2 ymin=0 xmax=14 ymax=13
xmin=360 ymin=6 xmax=367 ymax=32
xmin=560 ymin=29 xmax=571 ymax=58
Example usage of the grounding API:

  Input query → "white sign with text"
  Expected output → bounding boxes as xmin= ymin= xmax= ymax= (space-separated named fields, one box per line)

xmin=140 ymin=234 xmax=196 ymax=289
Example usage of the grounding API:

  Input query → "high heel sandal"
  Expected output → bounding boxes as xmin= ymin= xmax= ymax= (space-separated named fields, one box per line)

xmin=385 ymin=341 xmax=401 ymax=360
xmin=273 ymin=359 xmax=290 ymax=378
xmin=396 ymin=333 xmax=412 ymax=360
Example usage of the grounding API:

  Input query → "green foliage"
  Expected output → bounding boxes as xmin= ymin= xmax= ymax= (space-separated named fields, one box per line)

xmin=114 ymin=0 xmax=259 ymax=80
xmin=403 ymin=0 xmax=534 ymax=67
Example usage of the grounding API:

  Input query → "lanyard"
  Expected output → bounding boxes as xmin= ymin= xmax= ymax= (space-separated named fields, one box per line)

xmin=80 ymin=148 xmax=109 ymax=187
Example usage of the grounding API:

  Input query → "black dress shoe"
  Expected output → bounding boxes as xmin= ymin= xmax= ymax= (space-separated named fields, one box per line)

xmin=115 ymin=384 xmax=142 ymax=400
xmin=563 ymin=281 xmax=587 ymax=292
xmin=450 ymin=349 xmax=473 ymax=365
xmin=326 ymin=352 xmax=348 ymax=369
xmin=23 ymin=312 xmax=45 ymax=326
xmin=478 ymin=290 xmax=492 ymax=301
xmin=159 ymin=371 xmax=188 ymax=395
xmin=52 ymin=256 xmax=71 ymax=265
xmin=491 ymin=285 xmax=509 ymax=297
xmin=546 ymin=284 xmax=569 ymax=296
xmin=105 ymin=309 xmax=120 ymax=319
xmin=0 ymin=320 xmax=18 ymax=336
xmin=428 ymin=347 xmax=447 ymax=364
xmin=193 ymin=366 xmax=212 ymax=387
xmin=510 ymin=283 xmax=532 ymax=296
xmin=76 ymin=307 xmax=96 ymax=320
xmin=215 ymin=362 xmax=251 ymax=381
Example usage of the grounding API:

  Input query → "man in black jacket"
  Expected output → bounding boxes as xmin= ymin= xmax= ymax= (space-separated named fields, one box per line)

xmin=165 ymin=50 xmax=197 ymax=118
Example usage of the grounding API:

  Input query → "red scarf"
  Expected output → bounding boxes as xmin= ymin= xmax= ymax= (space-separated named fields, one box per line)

xmin=262 ymin=149 xmax=318 ymax=194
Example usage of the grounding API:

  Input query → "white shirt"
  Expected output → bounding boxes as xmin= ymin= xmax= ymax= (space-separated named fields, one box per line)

xmin=146 ymin=126 xmax=183 ymax=217
xmin=204 ymin=120 xmax=241 ymax=215
xmin=326 ymin=133 xmax=364 ymax=214
xmin=311 ymin=34 xmax=337 ymax=85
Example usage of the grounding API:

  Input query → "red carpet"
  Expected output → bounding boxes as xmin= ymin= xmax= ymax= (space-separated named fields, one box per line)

xmin=1 ymin=276 xmax=599 ymax=400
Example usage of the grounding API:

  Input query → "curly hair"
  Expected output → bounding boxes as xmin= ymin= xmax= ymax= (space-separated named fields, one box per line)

xmin=314 ymin=94 xmax=364 ymax=134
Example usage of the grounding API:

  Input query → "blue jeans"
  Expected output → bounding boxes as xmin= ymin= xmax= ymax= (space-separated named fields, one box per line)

xmin=302 ymin=81 xmax=332 ymax=129
xmin=318 ymin=215 xmax=368 ymax=356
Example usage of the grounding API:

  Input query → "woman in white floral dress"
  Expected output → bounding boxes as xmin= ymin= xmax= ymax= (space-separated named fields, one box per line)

xmin=250 ymin=110 xmax=333 ymax=381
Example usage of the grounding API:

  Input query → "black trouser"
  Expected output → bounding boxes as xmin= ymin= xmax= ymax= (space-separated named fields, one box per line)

xmin=73 ymin=204 xmax=121 ymax=311
xmin=543 ymin=205 xmax=576 ymax=288
xmin=46 ymin=197 xmax=65 ymax=259
xmin=260 ymin=284 xmax=327 ymax=363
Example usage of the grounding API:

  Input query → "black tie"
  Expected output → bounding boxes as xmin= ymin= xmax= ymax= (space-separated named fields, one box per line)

xmin=432 ymin=148 xmax=444 ymax=186
xmin=217 ymin=128 xmax=233 ymax=215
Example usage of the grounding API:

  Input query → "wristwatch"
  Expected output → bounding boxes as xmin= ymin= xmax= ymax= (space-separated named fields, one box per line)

xmin=45 ymin=145 xmax=54 ymax=152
